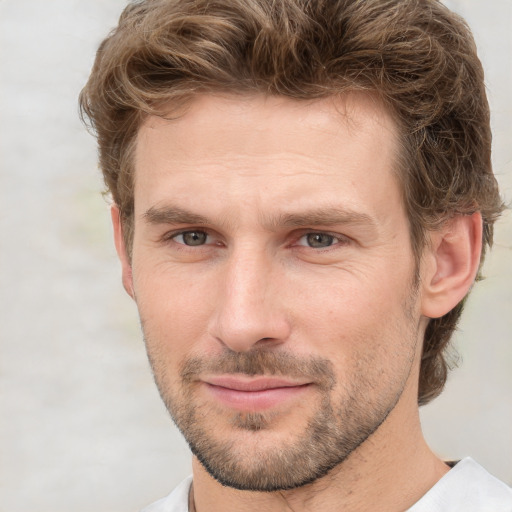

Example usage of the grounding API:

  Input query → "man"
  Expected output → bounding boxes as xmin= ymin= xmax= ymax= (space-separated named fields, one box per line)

xmin=80 ymin=0 xmax=511 ymax=510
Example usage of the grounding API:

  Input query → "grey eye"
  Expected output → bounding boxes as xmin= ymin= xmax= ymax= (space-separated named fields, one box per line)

xmin=176 ymin=231 xmax=208 ymax=246
xmin=304 ymin=233 xmax=335 ymax=248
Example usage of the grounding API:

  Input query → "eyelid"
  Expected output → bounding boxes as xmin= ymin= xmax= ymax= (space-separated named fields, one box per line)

xmin=161 ymin=227 xmax=211 ymax=243
xmin=163 ymin=228 xmax=232 ymax=252
xmin=293 ymin=230 xmax=351 ymax=247
xmin=159 ymin=227 xmax=351 ymax=249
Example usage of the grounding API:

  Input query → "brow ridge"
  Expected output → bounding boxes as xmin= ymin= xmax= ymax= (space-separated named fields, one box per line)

xmin=143 ymin=204 xmax=377 ymax=231
xmin=144 ymin=205 xmax=209 ymax=225
xmin=265 ymin=208 xmax=375 ymax=230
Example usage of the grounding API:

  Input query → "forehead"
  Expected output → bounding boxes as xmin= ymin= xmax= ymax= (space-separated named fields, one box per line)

xmin=133 ymin=93 xmax=402 ymax=222
xmin=137 ymin=92 xmax=397 ymax=160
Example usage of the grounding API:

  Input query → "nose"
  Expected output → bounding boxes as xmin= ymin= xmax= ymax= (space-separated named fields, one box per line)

xmin=208 ymin=248 xmax=291 ymax=353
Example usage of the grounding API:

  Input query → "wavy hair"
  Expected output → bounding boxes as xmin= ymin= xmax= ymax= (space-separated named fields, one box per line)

xmin=80 ymin=0 xmax=504 ymax=405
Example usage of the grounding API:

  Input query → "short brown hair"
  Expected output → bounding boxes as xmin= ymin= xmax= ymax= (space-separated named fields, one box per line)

xmin=80 ymin=0 xmax=503 ymax=405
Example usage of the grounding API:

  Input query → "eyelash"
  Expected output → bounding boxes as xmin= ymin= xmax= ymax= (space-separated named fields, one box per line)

xmin=162 ymin=229 xmax=217 ymax=247
xmin=162 ymin=229 xmax=350 ymax=251
xmin=294 ymin=232 xmax=349 ymax=249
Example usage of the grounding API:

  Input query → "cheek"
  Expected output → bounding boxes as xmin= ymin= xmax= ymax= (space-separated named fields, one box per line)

xmin=294 ymin=272 xmax=394 ymax=327
xmin=296 ymin=272 xmax=417 ymax=365
xmin=133 ymin=263 xmax=218 ymax=357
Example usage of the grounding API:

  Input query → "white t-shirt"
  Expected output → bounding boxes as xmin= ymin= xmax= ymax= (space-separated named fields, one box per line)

xmin=141 ymin=458 xmax=512 ymax=512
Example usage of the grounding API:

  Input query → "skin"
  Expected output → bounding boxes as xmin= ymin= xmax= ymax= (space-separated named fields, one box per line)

xmin=112 ymin=93 xmax=482 ymax=511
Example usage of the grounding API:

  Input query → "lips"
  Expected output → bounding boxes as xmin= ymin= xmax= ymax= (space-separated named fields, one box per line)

xmin=201 ymin=375 xmax=311 ymax=410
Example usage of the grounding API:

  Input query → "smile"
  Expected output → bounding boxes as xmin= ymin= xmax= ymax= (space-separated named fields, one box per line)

xmin=202 ymin=376 xmax=312 ymax=411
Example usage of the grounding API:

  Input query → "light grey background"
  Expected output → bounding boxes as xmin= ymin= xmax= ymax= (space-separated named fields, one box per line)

xmin=0 ymin=1 xmax=510 ymax=511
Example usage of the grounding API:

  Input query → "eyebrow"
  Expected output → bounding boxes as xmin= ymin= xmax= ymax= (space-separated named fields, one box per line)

xmin=267 ymin=208 xmax=376 ymax=230
xmin=143 ymin=205 xmax=377 ymax=231
xmin=144 ymin=205 xmax=209 ymax=225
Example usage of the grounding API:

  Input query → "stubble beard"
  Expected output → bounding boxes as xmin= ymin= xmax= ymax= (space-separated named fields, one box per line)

xmin=144 ymin=339 xmax=417 ymax=492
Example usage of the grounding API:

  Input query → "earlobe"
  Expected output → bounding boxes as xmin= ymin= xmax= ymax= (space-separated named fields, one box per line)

xmin=421 ymin=212 xmax=483 ymax=319
xmin=111 ymin=205 xmax=135 ymax=299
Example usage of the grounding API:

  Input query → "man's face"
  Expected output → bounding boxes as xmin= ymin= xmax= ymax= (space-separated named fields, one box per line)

xmin=125 ymin=93 xmax=426 ymax=491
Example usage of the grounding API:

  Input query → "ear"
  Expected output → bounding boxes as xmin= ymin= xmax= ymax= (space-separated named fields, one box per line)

xmin=111 ymin=205 xmax=135 ymax=300
xmin=421 ymin=212 xmax=483 ymax=319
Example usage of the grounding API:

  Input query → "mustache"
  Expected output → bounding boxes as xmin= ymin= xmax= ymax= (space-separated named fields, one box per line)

xmin=180 ymin=349 xmax=336 ymax=390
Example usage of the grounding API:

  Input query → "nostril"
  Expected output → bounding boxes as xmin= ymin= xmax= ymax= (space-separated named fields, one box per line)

xmin=254 ymin=337 xmax=280 ymax=348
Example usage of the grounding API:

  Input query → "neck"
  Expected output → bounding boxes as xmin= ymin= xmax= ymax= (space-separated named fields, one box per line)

xmin=190 ymin=391 xmax=449 ymax=512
